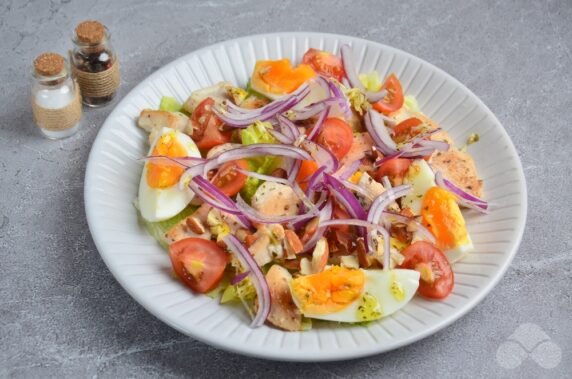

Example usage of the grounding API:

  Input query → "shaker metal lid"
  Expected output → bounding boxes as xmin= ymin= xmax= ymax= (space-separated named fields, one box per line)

xmin=75 ymin=20 xmax=105 ymax=44
xmin=33 ymin=52 xmax=65 ymax=77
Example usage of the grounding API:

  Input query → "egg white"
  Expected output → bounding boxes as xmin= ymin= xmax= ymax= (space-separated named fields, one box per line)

xmin=446 ymin=235 xmax=475 ymax=263
xmin=292 ymin=269 xmax=420 ymax=323
xmin=138 ymin=127 xmax=201 ymax=222
xmin=401 ymin=159 xmax=436 ymax=215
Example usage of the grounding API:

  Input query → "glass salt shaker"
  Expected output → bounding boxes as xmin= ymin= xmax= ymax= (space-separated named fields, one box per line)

xmin=31 ymin=52 xmax=82 ymax=139
xmin=70 ymin=20 xmax=120 ymax=107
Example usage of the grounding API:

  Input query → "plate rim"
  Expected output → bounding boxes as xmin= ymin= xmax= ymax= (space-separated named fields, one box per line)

xmin=84 ymin=31 xmax=528 ymax=361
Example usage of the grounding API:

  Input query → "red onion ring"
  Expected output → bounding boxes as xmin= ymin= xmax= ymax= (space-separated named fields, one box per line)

xmin=434 ymin=170 xmax=488 ymax=213
xmin=223 ymin=235 xmax=271 ymax=328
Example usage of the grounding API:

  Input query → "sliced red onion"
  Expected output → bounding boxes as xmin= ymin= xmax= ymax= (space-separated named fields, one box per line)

xmin=300 ymin=139 xmax=339 ymax=173
xmin=365 ymin=89 xmax=388 ymax=103
xmin=381 ymin=175 xmax=392 ymax=190
xmin=342 ymin=180 xmax=374 ymax=201
xmin=306 ymin=107 xmax=330 ymax=141
xmin=268 ymin=129 xmax=293 ymax=144
xmin=434 ymin=170 xmax=488 ymax=213
xmin=324 ymin=174 xmax=367 ymax=221
xmin=320 ymin=218 xmax=391 ymax=269
xmin=326 ymin=79 xmax=352 ymax=119
xmin=230 ymin=270 xmax=250 ymax=285
xmin=190 ymin=176 xmax=252 ymax=228
xmin=375 ymin=151 xmax=404 ymax=166
xmin=304 ymin=165 xmax=327 ymax=196
xmin=223 ymin=235 xmax=271 ymax=327
xmin=278 ymin=114 xmax=301 ymax=139
xmin=302 ymin=200 xmax=333 ymax=253
xmin=365 ymin=110 xmax=398 ymax=155
xmin=212 ymin=144 xmax=312 ymax=168
xmin=340 ymin=44 xmax=389 ymax=103
xmin=288 ymin=102 xmax=327 ymax=121
xmin=287 ymin=158 xmax=302 ymax=183
xmin=340 ymin=44 xmax=365 ymax=91
xmin=140 ymin=155 xmax=206 ymax=168
xmin=367 ymin=185 xmax=412 ymax=225
xmin=335 ymin=159 xmax=361 ymax=181
xmin=213 ymin=84 xmax=310 ymax=127
xmin=314 ymin=75 xmax=331 ymax=94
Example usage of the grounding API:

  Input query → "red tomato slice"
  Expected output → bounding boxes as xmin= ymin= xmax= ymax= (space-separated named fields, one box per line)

xmin=316 ymin=118 xmax=353 ymax=161
xmin=400 ymin=241 xmax=454 ymax=299
xmin=295 ymin=160 xmax=318 ymax=191
xmin=372 ymin=74 xmax=404 ymax=115
xmin=190 ymin=98 xmax=232 ymax=150
xmin=393 ymin=117 xmax=423 ymax=143
xmin=211 ymin=159 xmax=249 ymax=197
xmin=169 ymin=238 xmax=229 ymax=293
xmin=372 ymin=158 xmax=412 ymax=184
xmin=302 ymin=48 xmax=345 ymax=81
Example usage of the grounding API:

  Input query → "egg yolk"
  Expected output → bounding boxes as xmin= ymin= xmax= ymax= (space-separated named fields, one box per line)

xmin=291 ymin=266 xmax=365 ymax=315
xmin=251 ymin=59 xmax=316 ymax=95
xmin=421 ymin=187 xmax=470 ymax=250
xmin=146 ymin=133 xmax=187 ymax=189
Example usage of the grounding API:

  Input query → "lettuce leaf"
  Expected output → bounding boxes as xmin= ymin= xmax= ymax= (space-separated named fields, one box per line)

xmin=159 ymin=96 xmax=183 ymax=112
xmin=358 ymin=72 xmax=382 ymax=92
xmin=135 ymin=200 xmax=197 ymax=250
xmin=239 ymin=122 xmax=281 ymax=202
xmin=404 ymin=96 xmax=419 ymax=113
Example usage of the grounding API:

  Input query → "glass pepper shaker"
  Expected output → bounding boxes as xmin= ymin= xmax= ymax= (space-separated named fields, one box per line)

xmin=31 ymin=52 xmax=82 ymax=139
xmin=70 ymin=20 xmax=120 ymax=107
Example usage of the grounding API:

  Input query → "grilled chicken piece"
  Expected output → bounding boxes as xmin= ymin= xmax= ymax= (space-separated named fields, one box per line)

xmin=182 ymin=82 xmax=233 ymax=114
xmin=265 ymin=265 xmax=303 ymax=331
xmin=251 ymin=182 xmax=301 ymax=217
xmin=137 ymin=109 xmax=191 ymax=144
xmin=164 ymin=204 xmax=212 ymax=244
xmin=430 ymin=149 xmax=483 ymax=198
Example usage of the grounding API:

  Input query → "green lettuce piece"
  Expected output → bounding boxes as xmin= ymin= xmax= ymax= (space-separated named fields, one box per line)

xmin=239 ymin=122 xmax=281 ymax=202
xmin=404 ymin=95 xmax=419 ymax=113
xmin=159 ymin=96 xmax=183 ymax=112
xmin=359 ymin=72 xmax=382 ymax=92
xmin=135 ymin=201 xmax=197 ymax=250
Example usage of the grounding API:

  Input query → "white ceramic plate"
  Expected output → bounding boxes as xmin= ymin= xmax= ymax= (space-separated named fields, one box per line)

xmin=84 ymin=32 xmax=527 ymax=361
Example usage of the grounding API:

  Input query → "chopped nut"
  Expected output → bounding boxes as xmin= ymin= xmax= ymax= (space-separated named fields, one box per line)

xmin=284 ymin=230 xmax=304 ymax=257
xmin=186 ymin=216 xmax=205 ymax=234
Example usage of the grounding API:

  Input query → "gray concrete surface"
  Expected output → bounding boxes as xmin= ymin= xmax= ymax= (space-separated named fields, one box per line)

xmin=1 ymin=0 xmax=571 ymax=377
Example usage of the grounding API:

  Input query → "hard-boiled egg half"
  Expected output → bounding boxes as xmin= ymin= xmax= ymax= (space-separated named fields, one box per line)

xmin=400 ymin=159 xmax=474 ymax=262
xmin=138 ymin=127 xmax=201 ymax=222
xmin=421 ymin=186 xmax=475 ymax=263
xmin=250 ymin=59 xmax=316 ymax=100
xmin=290 ymin=266 xmax=420 ymax=322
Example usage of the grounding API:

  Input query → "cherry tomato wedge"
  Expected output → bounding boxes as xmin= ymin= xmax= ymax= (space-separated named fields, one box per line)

xmin=372 ymin=74 xmax=404 ymax=115
xmin=190 ymin=98 xmax=232 ymax=150
xmin=211 ymin=159 xmax=249 ymax=196
xmin=169 ymin=238 xmax=229 ymax=294
xmin=400 ymin=241 xmax=454 ymax=299
xmin=393 ymin=117 xmax=423 ymax=143
xmin=316 ymin=118 xmax=353 ymax=161
xmin=302 ymin=48 xmax=345 ymax=81
xmin=372 ymin=158 xmax=411 ymax=184
xmin=295 ymin=160 xmax=318 ymax=191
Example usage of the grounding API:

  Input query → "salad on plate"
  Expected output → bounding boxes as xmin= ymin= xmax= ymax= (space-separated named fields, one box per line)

xmin=134 ymin=45 xmax=487 ymax=331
